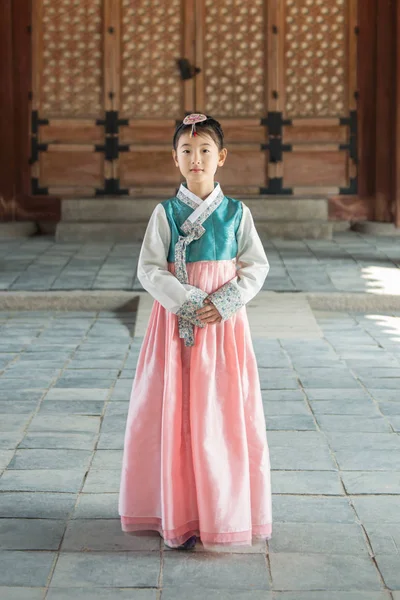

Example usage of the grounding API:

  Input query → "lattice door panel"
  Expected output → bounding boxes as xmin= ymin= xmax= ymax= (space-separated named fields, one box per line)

xmin=31 ymin=0 xmax=358 ymax=197
xmin=266 ymin=0 xmax=358 ymax=194
xmin=31 ymin=0 xmax=107 ymax=195
xmin=117 ymin=0 xmax=195 ymax=195
xmin=31 ymin=0 xmax=193 ymax=197
xmin=193 ymin=0 xmax=269 ymax=195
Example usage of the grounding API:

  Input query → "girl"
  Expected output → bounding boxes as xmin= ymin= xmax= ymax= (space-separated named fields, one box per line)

xmin=118 ymin=113 xmax=272 ymax=551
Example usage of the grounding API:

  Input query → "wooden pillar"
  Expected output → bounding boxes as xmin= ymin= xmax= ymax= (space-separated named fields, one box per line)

xmin=357 ymin=0 xmax=377 ymax=213
xmin=0 ymin=0 xmax=32 ymax=221
xmin=395 ymin=0 xmax=400 ymax=226
xmin=375 ymin=0 xmax=396 ymax=222
xmin=0 ymin=0 xmax=16 ymax=219
xmin=12 ymin=0 xmax=32 ymax=203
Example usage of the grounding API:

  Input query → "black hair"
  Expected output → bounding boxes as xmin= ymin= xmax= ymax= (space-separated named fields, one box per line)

xmin=172 ymin=114 xmax=225 ymax=152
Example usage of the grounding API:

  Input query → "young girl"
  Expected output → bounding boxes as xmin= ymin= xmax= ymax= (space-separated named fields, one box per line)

xmin=118 ymin=113 xmax=272 ymax=551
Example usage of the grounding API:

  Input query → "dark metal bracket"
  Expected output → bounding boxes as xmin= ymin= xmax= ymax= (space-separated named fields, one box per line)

xmin=340 ymin=177 xmax=357 ymax=195
xmin=339 ymin=110 xmax=358 ymax=163
xmin=31 ymin=110 xmax=49 ymax=135
xmin=96 ymin=110 xmax=129 ymax=135
xmin=31 ymin=177 xmax=48 ymax=195
xmin=95 ymin=178 xmax=129 ymax=196
xmin=260 ymin=178 xmax=293 ymax=195
xmin=30 ymin=138 xmax=48 ymax=164
xmin=95 ymin=137 xmax=129 ymax=161
xmin=260 ymin=112 xmax=293 ymax=194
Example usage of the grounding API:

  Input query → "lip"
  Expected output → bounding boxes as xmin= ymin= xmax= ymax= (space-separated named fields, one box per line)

xmin=190 ymin=169 xmax=203 ymax=172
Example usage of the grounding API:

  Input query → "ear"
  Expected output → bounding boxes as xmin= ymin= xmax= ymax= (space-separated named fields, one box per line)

xmin=172 ymin=149 xmax=179 ymax=167
xmin=218 ymin=147 xmax=228 ymax=167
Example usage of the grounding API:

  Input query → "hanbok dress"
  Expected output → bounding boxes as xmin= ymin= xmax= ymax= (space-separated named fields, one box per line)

xmin=118 ymin=181 xmax=272 ymax=550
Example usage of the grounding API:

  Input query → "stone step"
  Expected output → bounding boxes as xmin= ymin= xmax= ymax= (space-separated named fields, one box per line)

xmin=56 ymin=220 xmax=333 ymax=242
xmin=61 ymin=196 xmax=328 ymax=222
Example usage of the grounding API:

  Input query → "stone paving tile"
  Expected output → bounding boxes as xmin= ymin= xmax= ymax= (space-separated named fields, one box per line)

xmin=274 ymin=590 xmax=390 ymax=600
xmin=269 ymin=553 xmax=383 ymax=591
xmin=268 ymin=431 xmax=337 ymax=470
xmin=379 ymin=402 xmax=400 ymax=415
xmin=72 ymin=493 xmax=119 ymax=519
xmin=315 ymin=415 xmax=392 ymax=433
xmin=8 ymin=449 xmax=92 ymax=470
xmin=0 ymin=469 xmax=85 ymax=493
xmin=163 ymin=592 xmax=273 ymax=600
xmin=262 ymin=389 xmax=305 ymax=401
xmin=60 ymin=519 xmax=160 ymax=552
xmin=374 ymin=556 xmax=400 ymax=590
xmin=44 ymin=388 xmax=109 ymax=401
xmin=266 ymin=414 xmax=317 ymax=430
xmin=272 ymin=495 xmax=356 ymax=523
xmin=309 ymin=399 xmax=381 ymax=416
xmin=0 ymin=588 xmax=46 ymax=600
xmin=0 ymin=519 xmax=66 ymax=550
xmin=91 ymin=450 xmax=123 ymax=469
xmin=81 ymin=469 xmax=120 ymax=493
xmin=0 ymin=308 xmax=400 ymax=595
xmin=47 ymin=589 xmax=156 ymax=600
xmin=341 ymin=471 xmax=400 ymax=494
xmin=272 ymin=470 xmax=343 ymax=494
xmin=2 ymin=232 xmax=400 ymax=293
xmin=38 ymin=399 xmax=105 ymax=415
xmin=0 ymin=551 xmax=56 ymax=587
xmin=162 ymin=552 xmax=270 ymax=590
xmin=337 ymin=449 xmax=400 ymax=471
xmin=18 ymin=431 xmax=99 ymax=450
xmin=363 ymin=523 xmax=400 ymax=555
xmin=0 ymin=492 xmax=77 ymax=519
xmin=0 ymin=431 xmax=25 ymax=450
xmin=50 ymin=552 xmax=160 ymax=588
xmin=351 ymin=496 xmax=400 ymax=523
xmin=324 ymin=432 xmax=400 ymax=451
xmin=387 ymin=417 xmax=400 ymax=431
xmin=269 ymin=522 xmax=369 ymax=555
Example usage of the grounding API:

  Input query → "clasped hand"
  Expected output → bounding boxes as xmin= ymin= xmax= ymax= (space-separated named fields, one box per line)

xmin=196 ymin=297 xmax=222 ymax=324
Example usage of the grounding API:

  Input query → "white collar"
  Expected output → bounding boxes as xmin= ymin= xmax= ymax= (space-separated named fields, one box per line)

xmin=178 ymin=182 xmax=222 ymax=206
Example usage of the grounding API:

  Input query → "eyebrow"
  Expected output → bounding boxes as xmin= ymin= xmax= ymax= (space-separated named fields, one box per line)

xmin=180 ymin=143 xmax=211 ymax=148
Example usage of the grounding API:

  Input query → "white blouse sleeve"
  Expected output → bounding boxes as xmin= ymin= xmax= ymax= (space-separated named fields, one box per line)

xmin=137 ymin=203 xmax=207 ymax=314
xmin=233 ymin=202 xmax=270 ymax=303
xmin=207 ymin=202 xmax=270 ymax=319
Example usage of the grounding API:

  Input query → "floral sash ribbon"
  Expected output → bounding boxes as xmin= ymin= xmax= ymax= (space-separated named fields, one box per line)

xmin=175 ymin=183 xmax=225 ymax=346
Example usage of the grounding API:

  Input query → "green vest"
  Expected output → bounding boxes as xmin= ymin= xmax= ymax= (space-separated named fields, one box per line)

xmin=161 ymin=195 xmax=243 ymax=263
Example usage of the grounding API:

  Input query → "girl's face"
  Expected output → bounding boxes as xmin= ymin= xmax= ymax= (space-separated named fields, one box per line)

xmin=172 ymin=131 xmax=227 ymax=184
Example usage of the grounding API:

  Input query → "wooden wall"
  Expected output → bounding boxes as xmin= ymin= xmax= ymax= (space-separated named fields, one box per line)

xmin=357 ymin=0 xmax=400 ymax=226
xmin=0 ymin=0 xmax=399 ymax=226
xmin=0 ymin=0 xmax=60 ymax=222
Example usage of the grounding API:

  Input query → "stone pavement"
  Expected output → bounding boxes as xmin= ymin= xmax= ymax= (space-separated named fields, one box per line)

xmin=1 ymin=230 xmax=400 ymax=294
xmin=1 ymin=303 xmax=400 ymax=598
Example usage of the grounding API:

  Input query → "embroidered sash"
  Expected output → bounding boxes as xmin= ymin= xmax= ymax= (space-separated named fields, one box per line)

xmin=175 ymin=183 xmax=225 ymax=344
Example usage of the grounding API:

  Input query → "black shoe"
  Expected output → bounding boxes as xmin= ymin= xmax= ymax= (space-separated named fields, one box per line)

xmin=165 ymin=535 xmax=197 ymax=550
xmin=180 ymin=535 xmax=197 ymax=550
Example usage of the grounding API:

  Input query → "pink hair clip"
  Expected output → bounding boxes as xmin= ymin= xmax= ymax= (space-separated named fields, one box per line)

xmin=183 ymin=113 xmax=207 ymax=137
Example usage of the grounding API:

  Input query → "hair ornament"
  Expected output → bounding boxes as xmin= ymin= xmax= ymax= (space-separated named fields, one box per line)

xmin=183 ymin=113 xmax=208 ymax=137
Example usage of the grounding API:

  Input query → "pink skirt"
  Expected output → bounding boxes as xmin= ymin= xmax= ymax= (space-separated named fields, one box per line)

xmin=118 ymin=259 xmax=272 ymax=550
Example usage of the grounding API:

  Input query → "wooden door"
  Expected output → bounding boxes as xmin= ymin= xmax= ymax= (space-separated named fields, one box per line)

xmin=31 ymin=0 xmax=195 ymax=197
xmin=194 ymin=0 xmax=358 ymax=196
xmin=30 ymin=0 xmax=358 ymax=197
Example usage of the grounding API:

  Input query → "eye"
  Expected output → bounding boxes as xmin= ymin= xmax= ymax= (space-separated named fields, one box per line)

xmin=203 ymin=149 xmax=210 ymax=153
